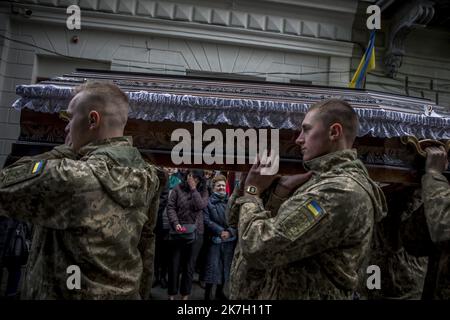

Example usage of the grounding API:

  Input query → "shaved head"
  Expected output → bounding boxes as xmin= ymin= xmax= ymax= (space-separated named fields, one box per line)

xmin=65 ymin=81 xmax=130 ymax=152
xmin=308 ymin=99 xmax=359 ymax=144
xmin=296 ymin=99 xmax=359 ymax=160
xmin=73 ymin=81 xmax=129 ymax=130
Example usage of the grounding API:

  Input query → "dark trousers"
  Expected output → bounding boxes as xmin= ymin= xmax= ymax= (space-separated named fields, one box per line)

xmin=154 ymin=231 xmax=170 ymax=283
xmin=0 ymin=262 xmax=23 ymax=297
xmin=195 ymin=233 xmax=208 ymax=276
xmin=168 ymin=236 xmax=203 ymax=296
xmin=205 ymin=283 xmax=227 ymax=300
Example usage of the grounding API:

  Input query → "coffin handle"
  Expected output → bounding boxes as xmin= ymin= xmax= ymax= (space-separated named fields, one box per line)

xmin=400 ymin=136 xmax=449 ymax=158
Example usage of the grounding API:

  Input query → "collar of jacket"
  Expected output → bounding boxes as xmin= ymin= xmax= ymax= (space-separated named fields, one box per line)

xmin=210 ymin=192 xmax=229 ymax=204
xmin=77 ymin=136 xmax=133 ymax=157
xmin=303 ymin=149 xmax=358 ymax=173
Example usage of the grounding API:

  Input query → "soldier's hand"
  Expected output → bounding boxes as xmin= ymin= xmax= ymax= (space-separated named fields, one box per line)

xmin=274 ymin=172 xmax=313 ymax=198
xmin=425 ymin=146 xmax=448 ymax=175
xmin=244 ymin=153 xmax=280 ymax=196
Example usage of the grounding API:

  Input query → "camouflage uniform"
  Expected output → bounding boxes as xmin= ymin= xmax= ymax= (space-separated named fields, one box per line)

xmin=402 ymin=172 xmax=450 ymax=299
xmin=363 ymin=187 xmax=428 ymax=299
xmin=230 ymin=149 xmax=387 ymax=299
xmin=228 ymin=183 xmax=287 ymax=299
xmin=0 ymin=137 xmax=160 ymax=299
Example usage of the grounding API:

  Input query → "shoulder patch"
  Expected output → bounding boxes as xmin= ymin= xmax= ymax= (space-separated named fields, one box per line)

xmin=0 ymin=160 xmax=46 ymax=188
xmin=279 ymin=199 xmax=328 ymax=241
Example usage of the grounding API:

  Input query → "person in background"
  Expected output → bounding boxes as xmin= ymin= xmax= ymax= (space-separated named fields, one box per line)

xmin=0 ymin=155 xmax=32 ymax=299
xmin=360 ymin=185 xmax=428 ymax=300
xmin=401 ymin=146 xmax=450 ymax=299
xmin=153 ymin=167 xmax=183 ymax=289
xmin=176 ymin=168 xmax=188 ymax=182
xmin=0 ymin=217 xmax=31 ymax=298
xmin=168 ymin=168 xmax=182 ymax=190
xmin=204 ymin=170 xmax=215 ymax=195
xmin=196 ymin=169 xmax=215 ymax=284
xmin=202 ymin=174 xmax=237 ymax=300
xmin=167 ymin=169 xmax=209 ymax=300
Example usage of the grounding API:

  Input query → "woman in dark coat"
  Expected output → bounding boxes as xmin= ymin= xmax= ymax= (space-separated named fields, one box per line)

xmin=167 ymin=169 xmax=209 ymax=300
xmin=202 ymin=175 xmax=237 ymax=300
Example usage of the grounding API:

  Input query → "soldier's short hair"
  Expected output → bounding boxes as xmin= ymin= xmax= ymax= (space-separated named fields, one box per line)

xmin=308 ymin=99 xmax=359 ymax=144
xmin=73 ymin=81 xmax=129 ymax=128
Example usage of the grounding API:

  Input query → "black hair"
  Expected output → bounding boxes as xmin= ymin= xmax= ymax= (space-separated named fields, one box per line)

xmin=181 ymin=169 xmax=207 ymax=193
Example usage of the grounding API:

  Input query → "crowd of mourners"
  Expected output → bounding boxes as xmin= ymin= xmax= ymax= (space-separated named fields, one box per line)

xmin=153 ymin=168 xmax=238 ymax=300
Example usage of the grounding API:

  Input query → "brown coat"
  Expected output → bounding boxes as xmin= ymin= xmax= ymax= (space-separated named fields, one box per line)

xmin=167 ymin=184 xmax=209 ymax=234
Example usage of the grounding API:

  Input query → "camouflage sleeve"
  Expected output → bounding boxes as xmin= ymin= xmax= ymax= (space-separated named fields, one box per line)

xmin=237 ymin=179 xmax=371 ymax=270
xmin=400 ymin=205 xmax=434 ymax=257
xmin=422 ymin=172 xmax=450 ymax=243
xmin=227 ymin=180 xmax=283 ymax=229
xmin=0 ymin=158 xmax=89 ymax=229
xmin=138 ymin=165 xmax=163 ymax=300
xmin=265 ymin=191 xmax=289 ymax=217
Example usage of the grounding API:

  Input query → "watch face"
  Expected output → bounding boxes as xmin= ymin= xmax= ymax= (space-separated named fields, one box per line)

xmin=247 ymin=186 xmax=257 ymax=194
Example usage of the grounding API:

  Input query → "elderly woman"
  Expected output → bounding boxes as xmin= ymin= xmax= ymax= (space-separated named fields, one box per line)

xmin=167 ymin=169 xmax=209 ymax=300
xmin=201 ymin=175 xmax=237 ymax=300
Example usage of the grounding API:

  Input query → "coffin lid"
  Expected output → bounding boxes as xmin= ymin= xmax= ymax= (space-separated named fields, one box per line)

xmin=12 ymin=69 xmax=450 ymax=140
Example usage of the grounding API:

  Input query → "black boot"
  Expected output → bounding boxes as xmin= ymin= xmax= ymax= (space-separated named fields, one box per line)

xmin=204 ymin=283 xmax=213 ymax=300
xmin=215 ymin=284 xmax=228 ymax=300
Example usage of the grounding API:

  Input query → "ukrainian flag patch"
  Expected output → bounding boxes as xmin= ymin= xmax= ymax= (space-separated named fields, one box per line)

xmin=31 ymin=161 xmax=44 ymax=174
xmin=0 ymin=160 xmax=46 ymax=188
xmin=307 ymin=200 xmax=324 ymax=218
xmin=279 ymin=198 xmax=327 ymax=241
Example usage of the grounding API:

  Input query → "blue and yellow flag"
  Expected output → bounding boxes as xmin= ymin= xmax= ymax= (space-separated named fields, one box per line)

xmin=349 ymin=30 xmax=376 ymax=89
xmin=307 ymin=200 xmax=324 ymax=218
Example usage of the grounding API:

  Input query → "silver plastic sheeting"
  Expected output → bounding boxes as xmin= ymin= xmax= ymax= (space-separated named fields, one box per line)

xmin=13 ymin=84 xmax=450 ymax=140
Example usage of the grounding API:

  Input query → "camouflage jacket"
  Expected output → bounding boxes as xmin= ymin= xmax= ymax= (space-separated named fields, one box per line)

xmin=0 ymin=137 xmax=160 ymax=299
xmin=361 ymin=187 xmax=428 ymax=300
xmin=228 ymin=182 xmax=287 ymax=300
xmin=230 ymin=149 xmax=387 ymax=299
xmin=422 ymin=173 xmax=450 ymax=245
xmin=402 ymin=172 xmax=450 ymax=300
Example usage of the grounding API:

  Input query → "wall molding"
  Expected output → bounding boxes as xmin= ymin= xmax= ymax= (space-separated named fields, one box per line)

xmin=384 ymin=0 xmax=435 ymax=77
xmin=5 ymin=0 xmax=355 ymax=57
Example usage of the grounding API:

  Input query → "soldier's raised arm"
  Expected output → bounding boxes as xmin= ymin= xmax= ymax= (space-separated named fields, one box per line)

xmin=422 ymin=146 xmax=450 ymax=244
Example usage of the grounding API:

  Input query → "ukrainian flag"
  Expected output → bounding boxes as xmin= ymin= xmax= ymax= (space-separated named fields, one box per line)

xmin=349 ymin=30 xmax=376 ymax=89
xmin=32 ymin=161 xmax=44 ymax=174
xmin=307 ymin=200 xmax=323 ymax=218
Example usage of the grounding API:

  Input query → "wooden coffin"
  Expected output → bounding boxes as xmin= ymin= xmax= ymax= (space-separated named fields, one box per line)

xmin=9 ymin=69 xmax=450 ymax=185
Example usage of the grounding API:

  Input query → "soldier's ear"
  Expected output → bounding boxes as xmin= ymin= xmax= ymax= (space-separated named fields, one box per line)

xmin=329 ymin=123 xmax=343 ymax=141
xmin=88 ymin=111 xmax=100 ymax=129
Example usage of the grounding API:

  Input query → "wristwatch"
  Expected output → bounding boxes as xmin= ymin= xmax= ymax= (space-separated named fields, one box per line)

xmin=245 ymin=185 xmax=259 ymax=195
